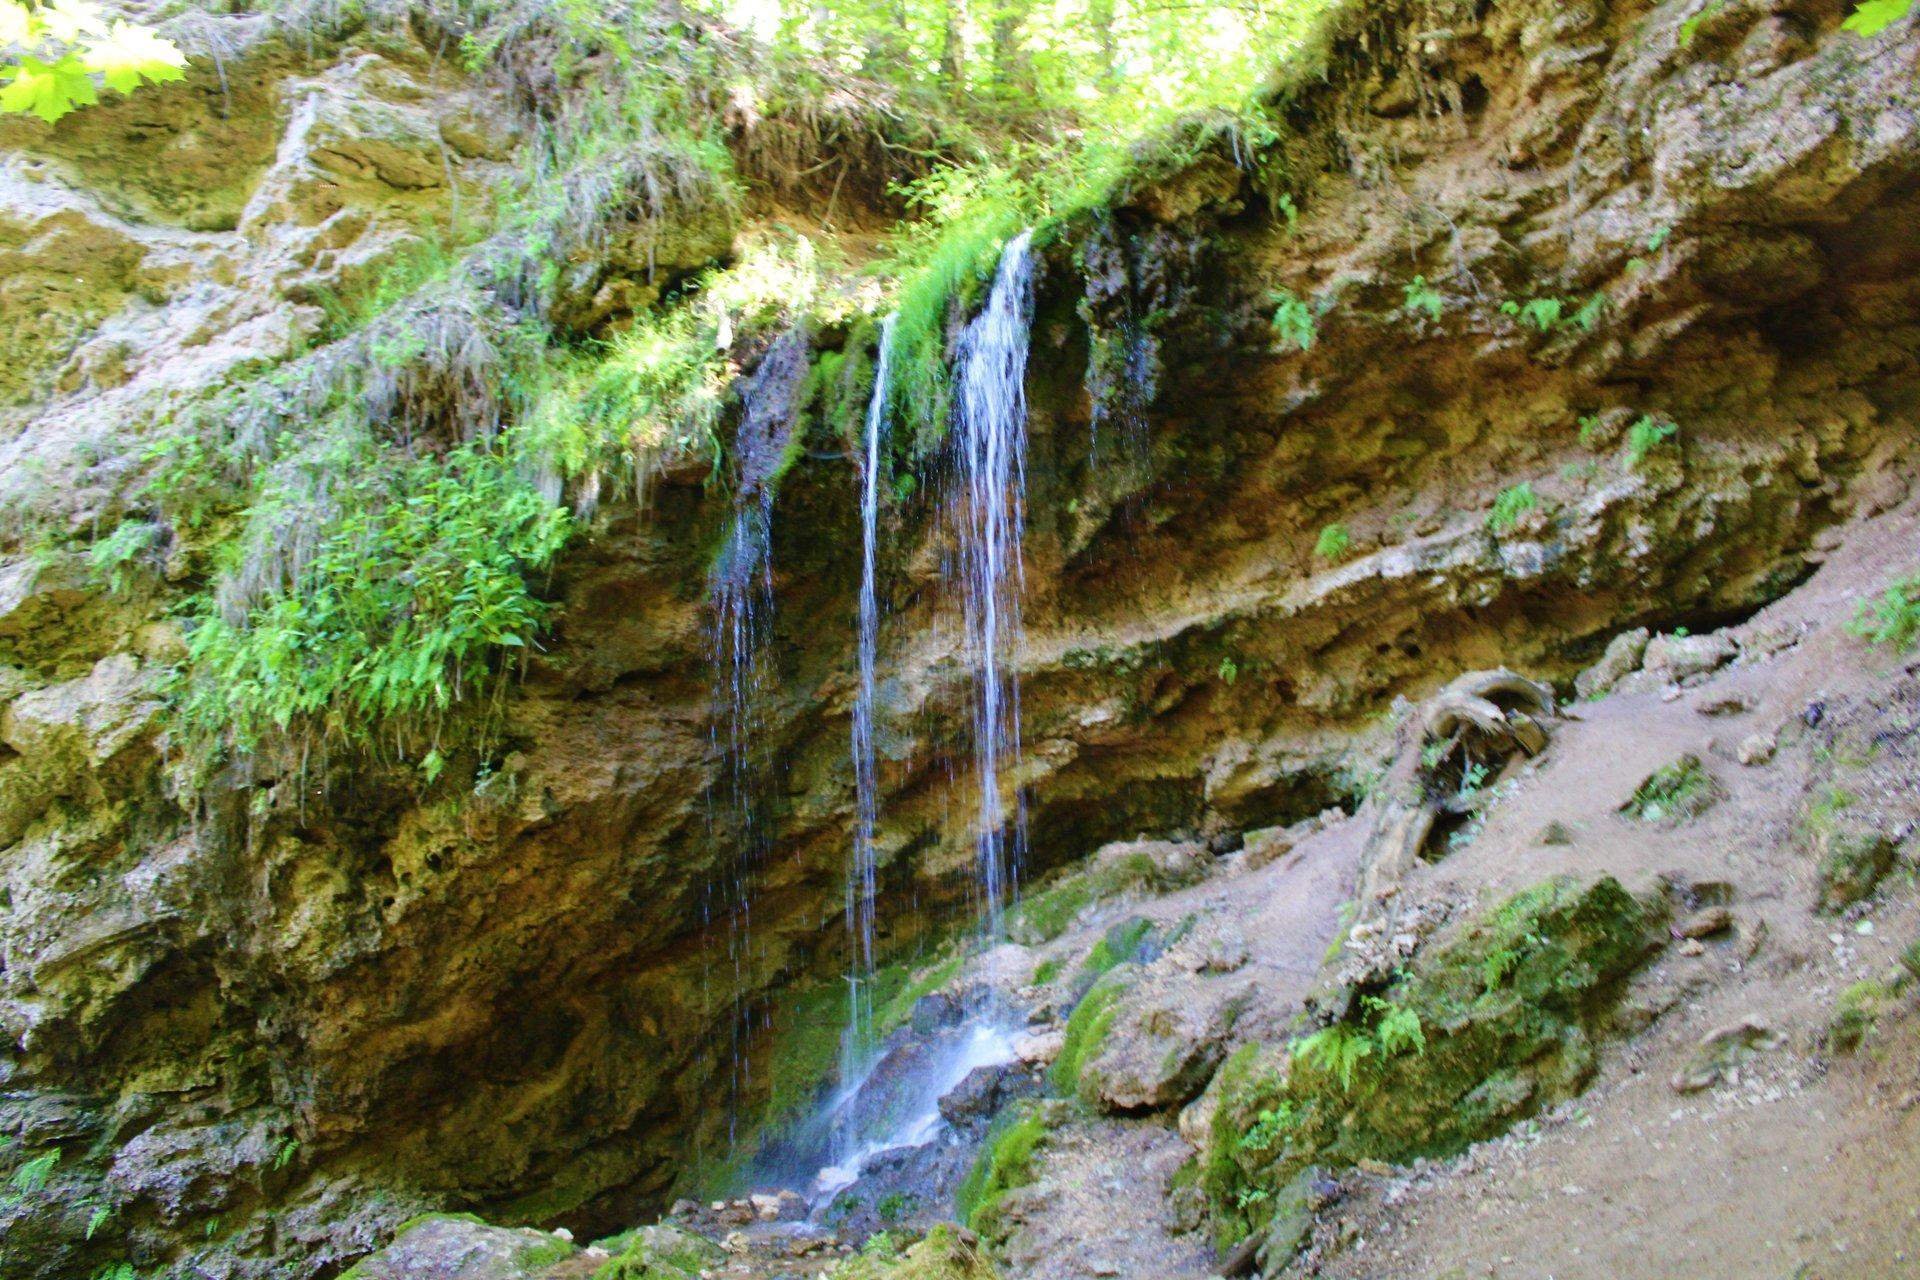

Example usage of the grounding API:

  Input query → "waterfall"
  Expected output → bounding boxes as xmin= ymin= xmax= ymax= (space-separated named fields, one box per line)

xmin=839 ymin=314 xmax=896 ymax=1096
xmin=950 ymin=228 xmax=1037 ymax=940
xmin=781 ymin=236 xmax=1039 ymax=1207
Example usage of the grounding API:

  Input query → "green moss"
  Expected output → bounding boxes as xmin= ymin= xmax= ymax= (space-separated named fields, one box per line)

xmin=1031 ymin=956 xmax=1064 ymax=985
xmin=1622 ymin=755 xmax=1717 ymax=823
xmin=1008 ymin=850 xmax=1198 ymax=946
xmin=592 ymin=1223 xmax=722 ymax=1280
xmin=1204 ymin=877 xmax=1664 ymax=1244
xmin=828 ymin=1222 xmax=1000 ymax=1280
xmin=1050 ymin=975 xmax=1125 ymax=1098
xmin=954 ymin=1105 xmax=1051 ymax=1237
xmin=1080 ymin=916 xmax=1154 ymax=981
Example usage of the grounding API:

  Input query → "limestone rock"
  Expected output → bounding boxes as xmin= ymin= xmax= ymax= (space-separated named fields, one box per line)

xmin=346 ymin=1215 xmax=578 ymax=1279
xmin=1574 ymin=627 xmax=1650 ymax=700
xmin=1076 ymin=974 xmax=1254 ymax=1111
xmin=1635 ymin=632 xmax=1738 ymax=688
xmin=1737 ymin=731 xmax=1777 ymax=766
xmin=1671 ymin=1018 xmax=1782 ymax=1094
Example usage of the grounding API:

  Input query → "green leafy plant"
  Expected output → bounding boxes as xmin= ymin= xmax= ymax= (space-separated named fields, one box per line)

xmin=178 ymin=442 xmax=571 ymax=767
xmin=1218 ymin=656 xmax=1240 ymax=686
xmin=1403 ymin=275 xmax=1444 ymax=321
xmin=1679 ymin=1 xmax=1724 ymax=46
xmin=1268 ymin=288 xmax=1317 ymax=351
xmin=1842 ymin=0 xmax=1912 ymax=35
xmin=10 ymin=1149 xmax=57 ymax=1194
xmin=1291 ymin=1024 xmax=1373 ymax=1092
xmin=1501 ymin=297 xmax=1563 ymax=332
xmin=1624 ymin=415 xmax=1679 ymax=467
xmin=1486 ymin=482 xmax=1538 ymax=534
xmin=1314 ymin=522 xmax=1351 ymax=560
xmin=1568 ymin=292 xmax=1606 ymax=332
xmin=1364 ymin=996 xmax=1427 ymax=1057
xmin=84 ymin=1201 xmax=113 ymax=1240
xmin=1848 ymin=576 xmax=1920 ymax=651
xmin=271 ymin=1138 xmax=300 ymax=1172
xmin=1 ymin=0 xmax=186 ymax=123
xmin=1576 ymin=413 xmax=1604 ymax=447
xmin=1239 ymin=1100 xmax=1298 ymax=1152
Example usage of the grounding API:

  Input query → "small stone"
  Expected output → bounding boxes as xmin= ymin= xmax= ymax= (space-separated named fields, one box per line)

xmin=1737 ymin=731 xmax=1777 ymax=766
xmin=1693 ymin=692 xmax=1749 ymax=717
xmin=1013 ymin=1028 xmax=1066 ymax=1066
xmin=1677 ymin=906 xmax=1733 ymax=939
xmin=1671 ymin=1017 xmax=1780 ymax=1093
xmin=1679 ymin=939 xmax=1705 ymax=956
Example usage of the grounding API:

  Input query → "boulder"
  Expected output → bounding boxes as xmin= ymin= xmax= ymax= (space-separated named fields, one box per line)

xmin=345 ymin=1216 xmax=577 ymax=1280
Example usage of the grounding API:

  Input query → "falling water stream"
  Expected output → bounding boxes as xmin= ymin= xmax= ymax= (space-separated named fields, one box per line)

xmin=794 ymin=233 xmax=1040 ymax=1204
xmin=843 ymin=313 xmax=897 ymax=1074
xmin=950 ymin=228 xmax=1038 ymax=942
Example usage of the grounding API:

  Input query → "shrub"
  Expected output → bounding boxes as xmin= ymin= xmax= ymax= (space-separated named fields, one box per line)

xmin=178 ymin=441 xmax=570 ymax=769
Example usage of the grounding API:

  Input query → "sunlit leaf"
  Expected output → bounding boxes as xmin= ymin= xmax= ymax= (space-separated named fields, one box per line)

xmin=37 ymin=0 xmax=106 ymax=43
xmin=0 ymin=1 xmax=39 ymax=47
xmin=1 ymin=53 xmax=97 ymax=123
xmin=85 ymin=19 xmax=187 ymax=94
xmin=1841 ymin=0 xmax=1911 ymax=34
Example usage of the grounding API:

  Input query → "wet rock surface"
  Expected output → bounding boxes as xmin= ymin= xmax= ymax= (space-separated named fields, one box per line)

xmin=1 ymin=0 xmax=1918 ymax=1276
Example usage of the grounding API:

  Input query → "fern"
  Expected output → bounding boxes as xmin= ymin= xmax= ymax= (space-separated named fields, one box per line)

xmin=1292 ymin=1025 xmax=1373 ymax=1092
xmin=1314 ymin=522 xmax=1351 ymax=560
xmin=10 ymin=1150 xmax=57 ymax=1194
xmin=1239 ymin=1101 xmax=1298 ymax=1152
xmin=1842 ymin=0 xmax=1912 ymax=35
xmin=1486 ymin=482 xmax=1538 ymax=534
xmin=1403 ymin=275 xmax=1444 ymax=321
xmin=1501 ymin=297 xmax=1563 ymax=332
xmin=1371 ymin=1002 xmax=1426 ymax=1057
xmin=1624 ymin=415 xmax=1678 ymax=467
xmin=1268 ymin=288 xmax=1317 ymax=352
xmin=1847 ymin=576 xmax=1920 ymax=651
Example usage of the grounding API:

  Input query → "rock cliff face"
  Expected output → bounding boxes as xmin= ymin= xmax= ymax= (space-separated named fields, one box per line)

xmin=1 ymin=0 xmax=1916 ymax=1276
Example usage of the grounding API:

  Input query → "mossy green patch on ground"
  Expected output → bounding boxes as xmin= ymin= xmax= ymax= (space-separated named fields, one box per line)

xmin=1008 ymin=849 xmax=1200 ymax=946
xmin=1204 ymin=876 xmax=1665 ymax=1246
xmin=954 ymin=1104 xmax=1053 ymax=1239
xmin=1621 ymin=755 xmax=1718 ymax=823
xmin=828 ymin=1222 xmax=1001 ymax=1280
xmin=591 ymin=1223 xmax=722 ymax=1280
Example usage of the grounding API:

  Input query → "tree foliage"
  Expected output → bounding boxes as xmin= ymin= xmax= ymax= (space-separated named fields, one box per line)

xmin=1 ymin=0 xmax=185 ymax=123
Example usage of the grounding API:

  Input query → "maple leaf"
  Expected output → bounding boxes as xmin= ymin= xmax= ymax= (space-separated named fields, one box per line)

xmin=1841 ymin=0 xmax=1912 ymax=34
xmin=36 ymin=0 xmax=105 ymax=43
xmin=85 ymin=19 xmax=187 ymax=94
xmin=1 ymin=53 xmax=97 ymax=123
xmin=0 ymin=1 xmax=40 ymax=47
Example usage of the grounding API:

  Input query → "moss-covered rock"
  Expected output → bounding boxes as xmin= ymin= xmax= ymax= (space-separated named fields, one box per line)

xmin=589 ymin=1222 xmax=723 ymax=1280
xmin=341 ymin=1214 xmax=577 ymax=1280
xmin=1815 ymin=825 xmax=1899 ymax=912
xmin=1204 ymin=876 xmax=1666 ymax=1245
xmin=953 ymin=1103 xmax=1054 ymax=1240
xmin=828 ymin=1223 xmax=1000 ymax=1280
